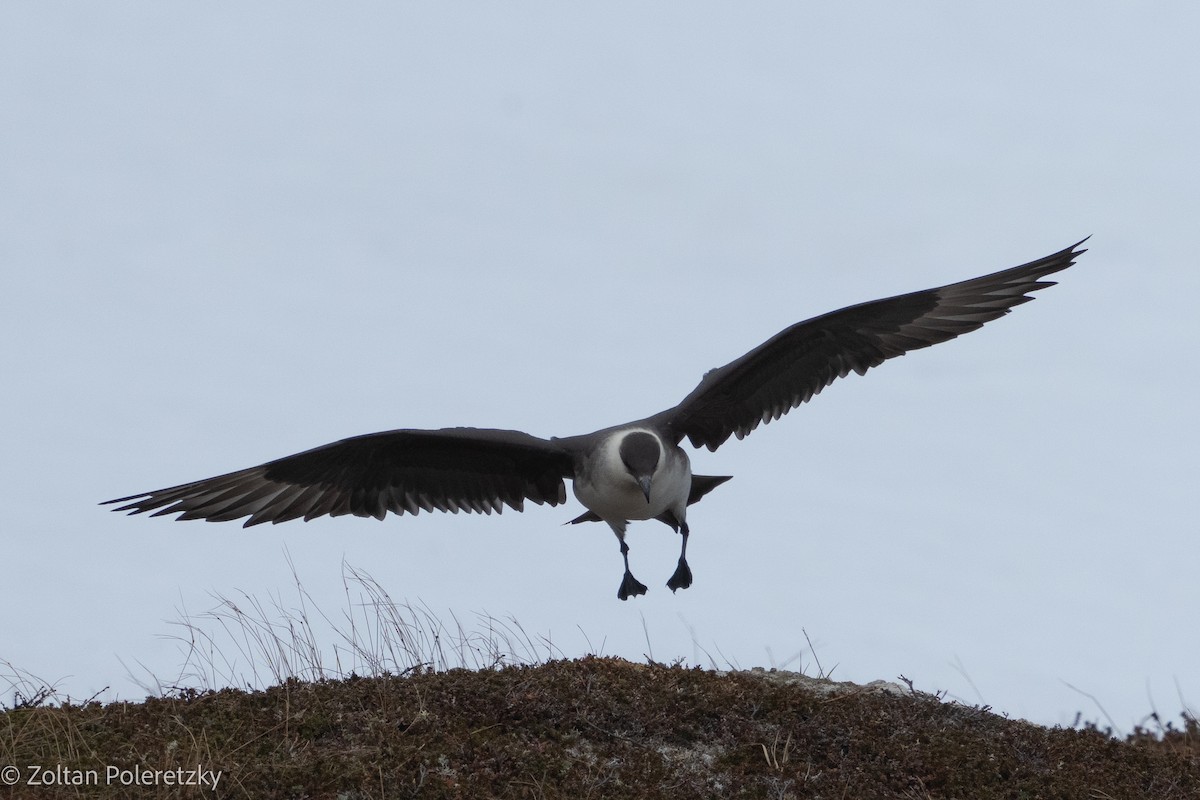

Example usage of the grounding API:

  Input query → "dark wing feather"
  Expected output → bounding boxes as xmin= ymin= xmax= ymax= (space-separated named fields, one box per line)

xmin=655 ymin=239 xmax=1087 ymax=451
xmin=103 ymin=427 xmax=574 ymax=527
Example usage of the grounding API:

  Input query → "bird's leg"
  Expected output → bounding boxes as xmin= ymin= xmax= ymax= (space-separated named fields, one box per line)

xmin=615 ymin=531 xmax=647 ymax=601
xmin=666 ymin=520 xmax=692 ymax=593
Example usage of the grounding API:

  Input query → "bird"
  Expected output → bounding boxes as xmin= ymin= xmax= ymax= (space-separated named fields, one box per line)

xmin=105 ymin=238 xmax=1087 ymax=600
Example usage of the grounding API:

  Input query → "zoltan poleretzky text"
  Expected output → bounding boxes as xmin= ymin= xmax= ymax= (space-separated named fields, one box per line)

xmin=2 ymin=762 xmax=222 ymax=790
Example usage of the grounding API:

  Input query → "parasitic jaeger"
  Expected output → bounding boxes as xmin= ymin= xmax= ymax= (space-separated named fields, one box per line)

xmin=106 ymin=239 xmax=1087 ymax=599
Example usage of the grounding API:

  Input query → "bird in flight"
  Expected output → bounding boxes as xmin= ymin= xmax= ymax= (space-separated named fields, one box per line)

xmin=107 ymin=239 xmax=1087 ymax=600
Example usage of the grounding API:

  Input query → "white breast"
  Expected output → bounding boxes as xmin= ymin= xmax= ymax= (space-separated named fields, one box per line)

xmin=572 ymin=429 xmax=692 ymax=523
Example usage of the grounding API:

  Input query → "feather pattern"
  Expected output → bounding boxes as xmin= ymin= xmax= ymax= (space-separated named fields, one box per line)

xmin=104 ymin=427 xmax=573 ymax=527
xmin=653 ymin=239 xmax=1088 ymax=451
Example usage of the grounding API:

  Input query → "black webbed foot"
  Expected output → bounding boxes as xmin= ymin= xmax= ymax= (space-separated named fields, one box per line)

xmin=666 ymin=558 xmax=693 ymax=593
xmin=618 ymin=570 xmax=648 ymax=601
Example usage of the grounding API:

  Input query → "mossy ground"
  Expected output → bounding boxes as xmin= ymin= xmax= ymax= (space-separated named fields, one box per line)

xmin=2 ymin=657 xmax=1197 ymax=799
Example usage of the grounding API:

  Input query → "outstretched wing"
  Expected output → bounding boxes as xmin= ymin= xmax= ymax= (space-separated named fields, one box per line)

xmin=655 ymin=239 xmax=1087 ymax=451
xmin=104 ymin=427 xmax=574 ymax=526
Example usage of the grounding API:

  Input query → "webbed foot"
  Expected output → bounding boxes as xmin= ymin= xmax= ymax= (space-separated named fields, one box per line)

xmin=666 ymin=558 xmax=693 ymax=593
xmin=618 ymin=570 xmax=648 ymax=601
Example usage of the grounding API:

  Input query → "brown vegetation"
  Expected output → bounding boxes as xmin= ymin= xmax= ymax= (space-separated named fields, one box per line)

xmin=3 ymin=657 xmax=1197 ymax=799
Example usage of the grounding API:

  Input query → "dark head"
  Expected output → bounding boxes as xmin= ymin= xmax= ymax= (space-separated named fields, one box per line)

xmin=619 ymin=431 xmax=660 ymax=503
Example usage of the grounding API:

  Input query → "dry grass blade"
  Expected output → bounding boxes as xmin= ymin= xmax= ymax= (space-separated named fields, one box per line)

xmin=123 ymin=557 xmax=567 ymax=695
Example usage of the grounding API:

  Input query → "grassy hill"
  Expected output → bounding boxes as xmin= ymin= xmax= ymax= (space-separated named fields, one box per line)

xmin=2 ymin=656 xmax=1197 ymax=799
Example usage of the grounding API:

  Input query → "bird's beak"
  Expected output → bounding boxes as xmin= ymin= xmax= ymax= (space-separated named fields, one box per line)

xmin=637 ymin=476 xmax=653 ymax=503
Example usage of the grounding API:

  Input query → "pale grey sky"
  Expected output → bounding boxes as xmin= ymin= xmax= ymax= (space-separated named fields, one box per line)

xmin=2 ymin=3 xmax=1196 ymax=728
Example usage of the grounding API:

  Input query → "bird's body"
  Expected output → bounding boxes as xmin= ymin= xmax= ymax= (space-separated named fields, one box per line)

xmin=568 ymin=428 xmax=691 ymax=527
xmin=107 ymin=239 xmax=1087 ymax=599
xmin=566 ymin=426 xmax=698 ymax=596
